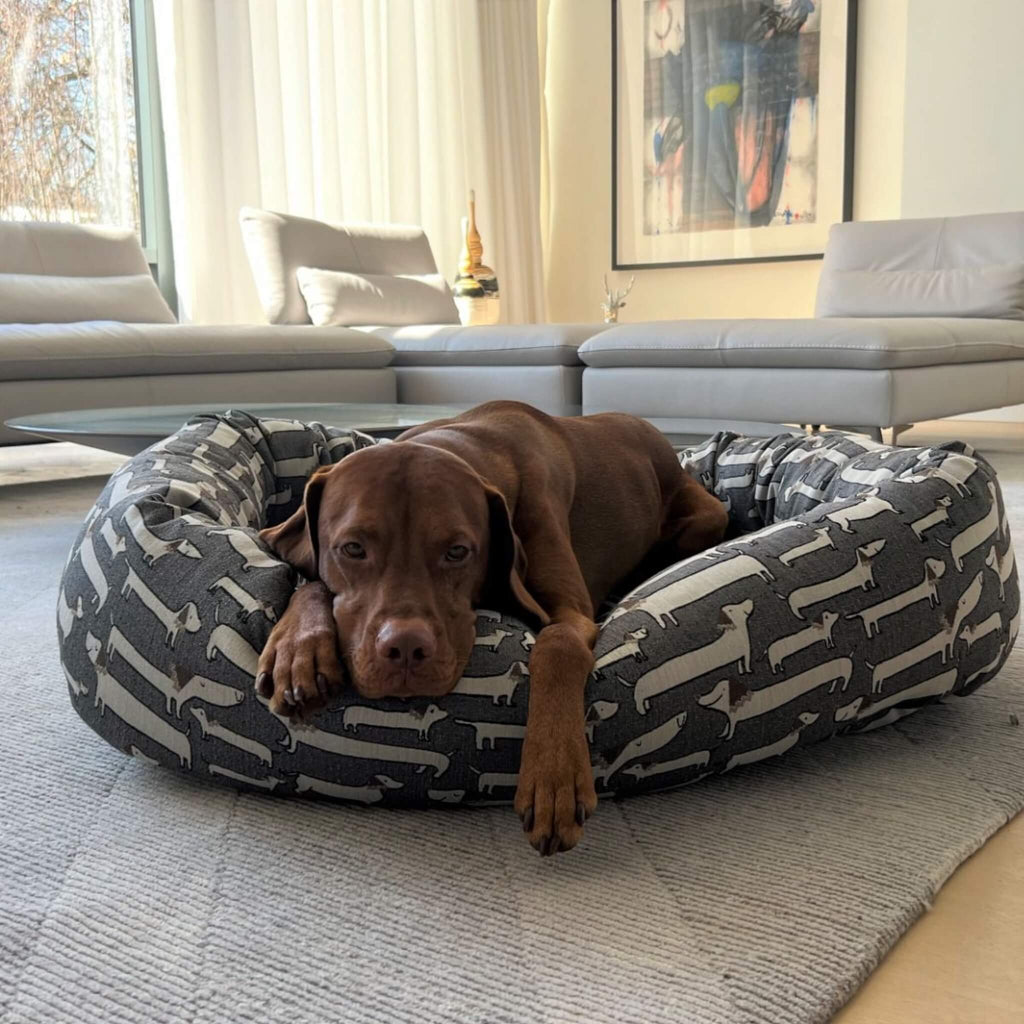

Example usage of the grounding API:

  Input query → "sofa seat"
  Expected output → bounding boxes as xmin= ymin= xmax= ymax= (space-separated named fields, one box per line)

xmin=364 ymin=322 xmax=603 ymax=366
xmin=0 ymin=321 xmax=398 ymax=446
xmin=579 ymin=317 xmax=1024 ymax=371
xmin=348 ymin=323 xmax=607 ymax=416
xmin=0 ymin=321 xmax=393 ymax=380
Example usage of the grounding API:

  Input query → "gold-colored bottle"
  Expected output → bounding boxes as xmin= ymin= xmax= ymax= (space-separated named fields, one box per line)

xmin=465 ymin=191 xmax=483 ymax=271
xmin=453 ymin=189 xmax=499 ymax=324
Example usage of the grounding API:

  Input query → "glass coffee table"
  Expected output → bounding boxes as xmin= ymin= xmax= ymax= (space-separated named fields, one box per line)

xmin=5 ymin=402 xmax=474 ymax=456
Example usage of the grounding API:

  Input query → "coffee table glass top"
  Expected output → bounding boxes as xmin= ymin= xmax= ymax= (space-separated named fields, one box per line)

xmin=6 ymin=402 xmax=476 ymax=456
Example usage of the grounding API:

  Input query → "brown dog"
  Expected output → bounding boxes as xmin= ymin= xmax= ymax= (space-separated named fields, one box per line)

xmin=257 ymin=401 xmax=727 ymax=855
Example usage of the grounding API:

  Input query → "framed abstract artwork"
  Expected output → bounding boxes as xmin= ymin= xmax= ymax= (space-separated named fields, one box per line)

xmin=612 ymin=0 xmax=857 ymax=269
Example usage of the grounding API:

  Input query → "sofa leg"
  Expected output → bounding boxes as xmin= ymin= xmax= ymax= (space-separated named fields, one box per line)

xmin=829 ymin=424 xmax=884 ymax=442
xmin=890 ymin=424 xmax=913 ymax=446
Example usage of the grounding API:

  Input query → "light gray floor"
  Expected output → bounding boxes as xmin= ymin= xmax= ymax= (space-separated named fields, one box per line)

xmin=2 ymin=441 xmax=1023 ymax=1024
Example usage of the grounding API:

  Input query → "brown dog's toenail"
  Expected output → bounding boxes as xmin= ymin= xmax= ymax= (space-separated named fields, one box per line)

xmin=576 ymin=802 xmax=586 ymax=826
xmin=256 ymin=672 xmax=272 ymax=697
xmin=316 ymin=673 xmax=327 ymax=696
xmin=522 ymin=807 xmax=534 ymax=833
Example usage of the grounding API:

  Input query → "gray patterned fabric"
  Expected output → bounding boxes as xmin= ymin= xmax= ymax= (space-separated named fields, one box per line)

xmin=58 ymin=414 xmax=1019 ymax=807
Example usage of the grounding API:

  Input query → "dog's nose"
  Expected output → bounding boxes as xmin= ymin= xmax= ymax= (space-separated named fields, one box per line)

xmin=375 ymin=619 xmax=436 ymax=668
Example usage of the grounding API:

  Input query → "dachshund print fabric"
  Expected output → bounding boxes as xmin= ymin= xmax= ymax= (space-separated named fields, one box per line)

xmin=59 ymin=413 xmax=1019 ymax=806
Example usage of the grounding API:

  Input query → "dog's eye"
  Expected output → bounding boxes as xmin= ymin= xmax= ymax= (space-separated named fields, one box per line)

xmin=340 ymin=541 xmax=366 ymax=559
xmin=445 ymin=544 xmax=470 ymax=562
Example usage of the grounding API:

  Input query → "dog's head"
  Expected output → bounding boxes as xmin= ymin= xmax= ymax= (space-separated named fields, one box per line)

xmin=260 ymin=443 xmax=547 ymax=698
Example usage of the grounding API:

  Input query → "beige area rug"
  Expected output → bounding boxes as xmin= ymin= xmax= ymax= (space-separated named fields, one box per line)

xmin=1 ymin=453 xmax=1023 ymax=1024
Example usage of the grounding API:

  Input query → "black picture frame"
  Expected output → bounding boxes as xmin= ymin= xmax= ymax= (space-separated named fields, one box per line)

xmin=611 ymin=0 xmax=858 ymax=270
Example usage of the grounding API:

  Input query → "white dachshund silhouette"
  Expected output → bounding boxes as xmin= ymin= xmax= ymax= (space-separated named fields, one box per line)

xmin=453 ymin=661 xmax=528 ymax=705
xmin=57 ymin=588 xmax=83 ymax=641
xmin=190 ymin=707 xmax=273 ymax=765
xmin=343 ymin=703 xmax=448 ymax=739
xmin=699 ymin=657 xmax=851 ymax=740
xmin=765 ymin=611 xmax=839 ymax=673
xmin=847 ymin=557 xmax=946 ymax=638
xmin=777 ymin=527 xmax=834 ymax=567
xmin=621 ymin=748 xmax=710 ymax=781
xmin=787 ymin=539 xmax=885 ymax=619
xmin=947 ymin=482 xmax=998 ymax=571
xmin=294 ymin=773 xmax=404 ymax=804
xmin=606 ymin=554 xmax=773 ymax=630
xmin=593 ymin=628 xmax=649 ymax=673
xmin=869 ymin=571 xmax=982 ymax=692
xmin=597 ymin=712 xmax=689 ymax=783
xmin=910 ymin=496 xmax=952 ymax=541
xmin=724 ymin=711 xmax=819 ymax=771
xmin=624 ymin=600 xmax=754 ymax=714
xmin=209 ymin=576 xmax=278 ymax=622
xmin=984 ymin=542 xmax=1015 ymax=600
xmin=821 ymin=494 xmax=899 ymax=534
xmin=585 ymin=700 xmax=620 ymax=742
xmin=958 ymin=611 xmax=1002 ymax=651
xmin=120 ymin=565 xmax=201 ymax=647
xmin=473 ymin=627 xmax=513 ymax=653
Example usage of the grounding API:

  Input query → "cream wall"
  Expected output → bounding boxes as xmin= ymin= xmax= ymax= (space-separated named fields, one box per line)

xmin=901 ymin=0 xmax=1024 ymax=220
xmin=899 ymin=0 xmax=1024 ymax=421
xmin=543 ymin=0 xmax=909 ymax=324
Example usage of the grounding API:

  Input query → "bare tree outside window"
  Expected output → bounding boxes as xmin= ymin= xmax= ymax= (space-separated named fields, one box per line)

xmin=0 ymin=0 xmax=139 ymax=231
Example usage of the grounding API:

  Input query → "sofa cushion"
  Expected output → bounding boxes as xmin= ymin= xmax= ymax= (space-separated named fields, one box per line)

xmin=0 ymin=221 xmax=152 ymax=276
xmin=820 ymin=212 xmax=1024 ymax=274
xmin=240 ymin=207 xmax=440 ymax=325
xmin=816 ymin=264 xmax=1024 ymax=320
xmin=0 ymin=322 xmax=394 ymax=381
xmin=0 ymin=273 xmax=176 ymax=325
xmin=578 ymin=317 xmax=1024 ymax=371
xmin=297 ymin=266 xmax=458 ymax=327
xmin=365 ymin=323 xmax=606 ymax=366
xmin=816 ymin=212 xmax=1024 ymax=318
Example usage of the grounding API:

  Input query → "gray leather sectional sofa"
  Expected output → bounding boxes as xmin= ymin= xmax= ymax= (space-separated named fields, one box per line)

xmin=3 ymin=210 xmax=1024 ymax=446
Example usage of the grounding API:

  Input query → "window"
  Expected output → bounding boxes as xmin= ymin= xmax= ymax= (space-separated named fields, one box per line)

xmin=0 ymin=0 xmax=173 ymax=301
xmin=1 ymin=0 xmax=138 ymax=226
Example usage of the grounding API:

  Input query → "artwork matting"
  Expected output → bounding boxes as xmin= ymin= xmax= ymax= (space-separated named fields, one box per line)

xmin=612 ymin=0 xmax=857 ymax=270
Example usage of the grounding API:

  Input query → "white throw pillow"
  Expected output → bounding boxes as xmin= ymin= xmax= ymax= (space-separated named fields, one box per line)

xmin=296 ymin=266 xmax=459 ymax=327
xmin=0 ymin=272 xmax=176 ymax=324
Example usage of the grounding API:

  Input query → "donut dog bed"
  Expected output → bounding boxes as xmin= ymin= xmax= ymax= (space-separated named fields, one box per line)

xmin=58 ymin=412 xmax=1019 ymax=806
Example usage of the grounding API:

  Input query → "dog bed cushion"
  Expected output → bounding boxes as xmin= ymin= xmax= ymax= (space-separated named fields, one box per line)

xmin=58 ymin=413 xmax=1019 ymax=806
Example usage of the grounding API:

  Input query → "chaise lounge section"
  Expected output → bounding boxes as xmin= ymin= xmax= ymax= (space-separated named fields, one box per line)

xmin=580 ymin=212 xmax=1024 ymax=439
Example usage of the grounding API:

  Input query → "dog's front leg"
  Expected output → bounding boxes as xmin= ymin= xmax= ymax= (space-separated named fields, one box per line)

xmin=256 ymin=581 xmax=344 ymax=718
xmin=515 ymin=609 xmax=599 ymax=856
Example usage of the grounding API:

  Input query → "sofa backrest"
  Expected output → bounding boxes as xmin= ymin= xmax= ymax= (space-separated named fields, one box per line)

xmin=240 ymin=206 xmax=443 ymax=325
xmin=815 ymin=211 xmax=1024 ymax=320
xmin=0 ymin=220 xmax=175 ymax=324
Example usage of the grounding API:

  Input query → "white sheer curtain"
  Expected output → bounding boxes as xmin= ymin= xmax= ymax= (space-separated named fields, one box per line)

xmin=153 ymin=0 xmax=545 ymax=325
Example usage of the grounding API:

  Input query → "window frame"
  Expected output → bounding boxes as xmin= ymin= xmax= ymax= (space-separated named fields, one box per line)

xmin=129 ymin=0 xmax=176 ymax=311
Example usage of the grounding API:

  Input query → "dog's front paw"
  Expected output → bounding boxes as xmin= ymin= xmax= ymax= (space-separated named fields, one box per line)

xmin=255 ymin=585 xmax=344 ymax=720
xmin=514 ymin=730 xmax=597 ymax=856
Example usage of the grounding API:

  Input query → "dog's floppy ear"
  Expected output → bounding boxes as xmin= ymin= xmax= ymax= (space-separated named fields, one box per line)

xmin=482 ymin=486 xmax=551 ymax=629
xmin=259 ymin=465 xmax=332 ymax=579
